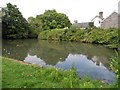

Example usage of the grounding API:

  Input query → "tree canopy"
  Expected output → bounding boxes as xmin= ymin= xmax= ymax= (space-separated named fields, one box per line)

xmin=28 ymin=16 xmax=43 ymax=38
xmin=28 ymin=9 xmax=72 ymax=31
xmin=2 ymin=3 xmax=72 ymax=39
xmin=2 ymin=3 xmax=30 ymax=39
xmin=0 ymin=8 xmax=2 ymax=23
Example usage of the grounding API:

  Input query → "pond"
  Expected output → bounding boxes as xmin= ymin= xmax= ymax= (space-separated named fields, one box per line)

xmin=2 ymin=39 xmax=116 ymax=83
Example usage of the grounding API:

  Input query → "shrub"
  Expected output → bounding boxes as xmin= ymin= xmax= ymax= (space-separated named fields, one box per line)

xmin=38 ymin=28 xmax=118 ymax=49
xmin=110 ymin=51 xmax=119 ymax=87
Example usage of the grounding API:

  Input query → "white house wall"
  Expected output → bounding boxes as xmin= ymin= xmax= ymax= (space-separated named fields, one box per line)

xmin=92 ymin=17 xmax=102 ymax=27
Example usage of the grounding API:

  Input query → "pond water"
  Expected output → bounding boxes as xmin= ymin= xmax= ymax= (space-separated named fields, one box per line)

xmin=2 ymin=39 xmax=116 ymax=83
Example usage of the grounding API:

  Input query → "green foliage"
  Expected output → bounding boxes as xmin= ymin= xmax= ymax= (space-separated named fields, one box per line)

xmin=2 ymin=3 xmax=30 ymax=39
xmin=88 ymin=22 xmax=94 ymax=28
xmin=28 ymin=16 xmax=42 ymax=38
xmin=0 ymin=8 xmax=2 ymax=23
xmin=110 ymin=51 xmax=119 ymax=87
xmin=39 ymin=28 xmax=118 ymax=49
xmin=2 ymin=57 xmax=117 ymax=88
xmin=28 ymin=9 xmax=72 ymax=31
xmin=83 ymin=28 xmax=118 ymax=48
xmin=39 ymin=29 xmax=65 ymax=41
xmin=70 ymin=29 xmax=86 ymax=41
xmin=0 ymin=8 xmax=1 ymax=38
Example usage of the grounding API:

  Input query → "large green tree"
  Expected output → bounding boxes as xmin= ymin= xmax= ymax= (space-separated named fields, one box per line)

xmin=2 ymin=3 xmax=30 ymax=39
xmin=0 ymin=7 xmax=2 ymax=23
xmin=29 ymin=9 xmax=72 ymax=31
xmin=28 ymin=16 xmax=42 ymax=38
xmin=0 ymin=8 xmax=2 ymax=38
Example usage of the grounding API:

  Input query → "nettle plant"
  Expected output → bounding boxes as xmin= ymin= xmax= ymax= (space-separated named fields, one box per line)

xmin=110 ymin=50 xmax=119 ymax=86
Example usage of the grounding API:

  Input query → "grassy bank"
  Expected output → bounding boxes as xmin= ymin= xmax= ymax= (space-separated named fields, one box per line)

xmin=2 ymin=57 xmax=117 ymax=88
xmin=38 ymin=28 xmax=118 ymax=49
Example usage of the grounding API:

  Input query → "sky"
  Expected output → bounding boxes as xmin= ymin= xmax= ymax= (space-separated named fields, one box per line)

xmin=0 ymin=0 xmax=119 ymax=23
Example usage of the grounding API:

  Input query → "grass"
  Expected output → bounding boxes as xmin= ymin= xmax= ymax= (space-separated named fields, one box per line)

xmin=2 ymin=57 xmax=117 ymax=88
xmin=110 ymin=51 xmax=120 ymax=87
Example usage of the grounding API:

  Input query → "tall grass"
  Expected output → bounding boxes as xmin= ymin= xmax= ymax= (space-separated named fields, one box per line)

xmin=2 ymin=57 xmax=117 ymax=88
xmin=110 ymin=51 xmax=119 ymax=87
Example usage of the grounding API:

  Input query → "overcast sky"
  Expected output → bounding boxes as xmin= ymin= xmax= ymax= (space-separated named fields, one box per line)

xmin=0 ymin=0 xmax=119 ymax=23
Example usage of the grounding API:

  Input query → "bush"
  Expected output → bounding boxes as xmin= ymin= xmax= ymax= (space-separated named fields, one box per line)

xmin=38 ymin=28 xmax=118 ymax=49
xmin=110 ymin=51 xmax=119 ymax=87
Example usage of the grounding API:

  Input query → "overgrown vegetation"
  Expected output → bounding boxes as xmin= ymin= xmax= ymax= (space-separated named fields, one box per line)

xmin=2 ymin=3 xmax=30 ymax=39
xmin=1 ymin=2 xmax=119 ymax=89
xmin=2 ymin=3 xmax=72 ymax=39
xmin=39 ymin=28 xmax=118 ymax=49
xmin=110 ymin=51 xmax=120 ymax=87
xmin=2 ymin=57 xmax=117 ymax=88
xmin=28 ymin=10 xmax=72 ymax=38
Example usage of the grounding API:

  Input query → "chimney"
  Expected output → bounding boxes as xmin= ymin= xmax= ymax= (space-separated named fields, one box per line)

xmin=99 ymin=12 xmax=103 ymax=19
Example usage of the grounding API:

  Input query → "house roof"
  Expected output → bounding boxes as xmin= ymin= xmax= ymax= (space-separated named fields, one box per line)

xmin=72 ymin=22 xmax=89 ymax=28
xmin=102 ymin=12 xmax=119 ymax=22
xmin=91 ymin=16 xmax=104 ymax=22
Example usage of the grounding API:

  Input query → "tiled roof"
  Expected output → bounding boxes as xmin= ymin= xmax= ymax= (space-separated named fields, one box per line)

xmin=72 ymin=22 xmax=89 ymax=28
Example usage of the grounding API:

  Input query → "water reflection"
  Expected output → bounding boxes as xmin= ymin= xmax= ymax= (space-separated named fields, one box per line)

xmin=24 ymin=54 xmax=46 ymax=66
xmin=23 ymin=53 xmax=115 ymax=83
xmin=2 ymin=39 xmax=116 ymax=83
xmin=55 ymin=54 xmax=115 ymax=83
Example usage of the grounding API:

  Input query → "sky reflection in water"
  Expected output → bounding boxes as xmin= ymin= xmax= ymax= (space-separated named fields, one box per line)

xmin=24 ymin=53 xmax=115 ymax=83
xmin=2 ymin=39 xmax=116 ymax=83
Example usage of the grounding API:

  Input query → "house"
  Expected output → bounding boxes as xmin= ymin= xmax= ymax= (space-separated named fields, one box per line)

xmin=91 ymin=12 xmax=104 ymax=27
xmin=101 ymin=12 xmax=120 ymax=29
xmin=71 ymin=22 xmax=94 ymax=29
xmin=91 ymin=11 xmax=120 ymax=29
xmin=72 ymin=11 xmax=119 ymax=29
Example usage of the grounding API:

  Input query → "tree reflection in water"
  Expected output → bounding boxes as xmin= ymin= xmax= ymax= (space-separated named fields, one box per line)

xmin=2 ymin=39 xmax=116 ymax=83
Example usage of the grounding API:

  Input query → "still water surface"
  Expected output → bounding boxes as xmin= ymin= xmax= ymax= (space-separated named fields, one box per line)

xmin=2 ymin=39 xmax=116 ymax=83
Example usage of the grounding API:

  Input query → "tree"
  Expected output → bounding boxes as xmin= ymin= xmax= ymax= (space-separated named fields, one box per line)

xmin=0 ymin=7 xmax=2 ymax=23
xmin=88 ymin=22 xmax=94 ymax=28
xmin=34 ymin=9 xmax=72 ymax=30
xmin=28 ymin=16 xmax=42 ymax=38
xmin=2 ymin=3 xmax=30 ymax=39
xmin=74 ymin=20 xmax=78 ymax=24
xmin=0 ymin=7 xmax=2 ymax=38
xmin=49 ymin=20 xmax=57 ymax=29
